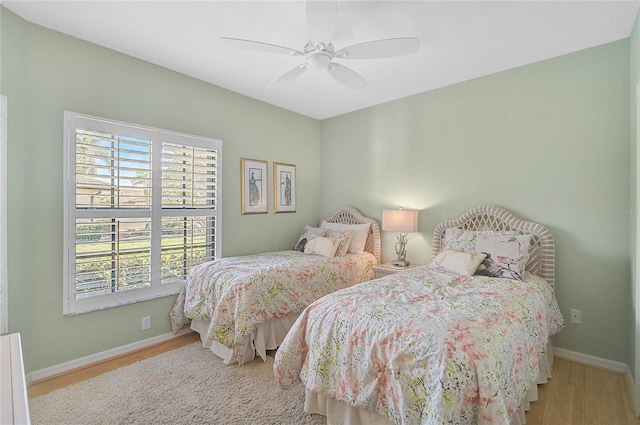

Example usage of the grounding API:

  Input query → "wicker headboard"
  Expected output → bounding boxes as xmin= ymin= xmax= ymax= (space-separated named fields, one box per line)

xmin=324 ymin=206 xmax=381 ymax=264
xmin=432 ymin=205 xmax=555 ymax=286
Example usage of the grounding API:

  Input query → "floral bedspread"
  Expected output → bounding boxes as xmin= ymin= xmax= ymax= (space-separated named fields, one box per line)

xmin=273 ymin=266 xmax=565 ymax=425
xmin=170 ymin=250 xmax=376 ymax=364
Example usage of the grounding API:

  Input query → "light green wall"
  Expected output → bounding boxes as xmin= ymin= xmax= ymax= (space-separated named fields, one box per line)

xmin=1 ymin=8 xmax=322 ymax=373
xmin=2 ymin=5 xmax=636 ymax=375
xmin=322 ymin=40 xmax=631 ymax=363
xmin=630 ymin=6 xmax=640 ymax=399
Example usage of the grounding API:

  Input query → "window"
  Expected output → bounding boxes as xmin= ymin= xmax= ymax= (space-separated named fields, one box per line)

xmin=63 ymin=112 xmax=222 ymax=315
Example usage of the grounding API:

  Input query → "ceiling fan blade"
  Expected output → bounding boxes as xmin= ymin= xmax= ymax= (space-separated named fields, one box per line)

xmin=335 ymin=37 xmax=420 ymax=59
xmin=326 ymin=63 xmax=366 ymax=89
xmin=220 ymin=37 xmax=303 ymax=56
xmin=306 ymin=0 xmax=336 ymax=42
xmin=268 ymin=64 xmax=309 ymax=88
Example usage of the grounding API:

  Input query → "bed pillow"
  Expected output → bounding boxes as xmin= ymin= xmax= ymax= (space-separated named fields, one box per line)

xmin=304 ymin=235 xmax=339 ymax=258
xmin=293 ymin=225 xmax=326 ymax=252
xmin=443 ymin=228 xmax=516 ymax=253
xmin=474 ymin=234 xmax=532 ymax=281
xmin=325 ymin=229 xmax=353 ymax=257
xmin=320 ymin=221 xmax=370 ymax=254
xmin=430 ymin=249 xmax=486 ymax=276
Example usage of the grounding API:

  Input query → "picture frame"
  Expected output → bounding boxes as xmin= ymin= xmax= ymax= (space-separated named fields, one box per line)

xmin=241 ymin=158 xmax=268 ymax=214
xmin=273 ymin=162 xmax=296 ymax=213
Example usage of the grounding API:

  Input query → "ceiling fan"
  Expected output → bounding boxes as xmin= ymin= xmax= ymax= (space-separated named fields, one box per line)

xmin=220 ymin=1 xmax=419 ymax=89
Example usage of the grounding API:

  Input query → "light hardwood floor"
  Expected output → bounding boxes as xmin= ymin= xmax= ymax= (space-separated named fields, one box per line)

xmin=27 ymin=332 xmax=200 ymax=399
xmin=527 ymin=356 xmax=640 ymax=425
xmin=28 ymin=334 xmax=640 ymax=425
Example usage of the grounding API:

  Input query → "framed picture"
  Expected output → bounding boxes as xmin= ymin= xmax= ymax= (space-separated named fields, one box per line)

xmin=241 ymin=158 xmax=268 ymax=214
xmin=273 ymin=162 xmax=296 ymax=213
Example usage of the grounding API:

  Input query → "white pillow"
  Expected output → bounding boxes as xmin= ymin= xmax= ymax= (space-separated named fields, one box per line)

xmin=320 ymin=220 xmax=370 ymax=254
xmin=304 ymin=235 xmax=339 ymax=258
xmin=430 ymin=249 xmax=487 ymax=276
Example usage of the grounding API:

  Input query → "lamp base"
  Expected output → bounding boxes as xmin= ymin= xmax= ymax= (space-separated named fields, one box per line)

xmin=391 ymin=260 xmax=410 ymax=267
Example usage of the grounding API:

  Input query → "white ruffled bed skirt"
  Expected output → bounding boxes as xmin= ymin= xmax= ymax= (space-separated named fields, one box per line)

xmin=190 ymin=315 xmax=300 ymax=365
xmin=304 ymin=339 xmax=555 ymax=425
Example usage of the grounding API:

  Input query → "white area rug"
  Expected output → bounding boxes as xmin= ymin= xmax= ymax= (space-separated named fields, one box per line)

xmin=29 ymin=342 xmax=326 ymax=425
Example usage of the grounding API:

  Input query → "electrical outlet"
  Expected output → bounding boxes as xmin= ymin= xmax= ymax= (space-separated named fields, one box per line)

xmin=570 ymin=309 xmax=581 ymax=325
xmin=142 ymin=316 xmax=151 ymax=330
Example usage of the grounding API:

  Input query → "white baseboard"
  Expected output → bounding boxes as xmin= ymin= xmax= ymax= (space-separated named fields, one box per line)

xmin=626 ymin=366 xmax=640 ymax=417
xmin=553 ymin=346 xmax=628 ymax=373
xmin=27 ymin=328 xmax=194 ymax=384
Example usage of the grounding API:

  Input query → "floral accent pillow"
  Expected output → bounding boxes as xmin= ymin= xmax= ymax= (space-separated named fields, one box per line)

xmin=325 ymin=229 xmax=353 ymax=257
xmin=293 ymin=225 xmax=326 ymax=252
xmin=430 ymin=249 xmax=487 ymax=276
xmin=304 ymin=235 xmax=339 ymax=258
xmin=474 ymin=234 xmax=532 ymax=281
xmin=443 ymin=228 xmax=516 ymax=253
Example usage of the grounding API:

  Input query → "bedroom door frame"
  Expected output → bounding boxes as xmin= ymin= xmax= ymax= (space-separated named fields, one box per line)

xmin=635 ymin=83 xmax=640 ymax=417
xmin=0 ymin=95 xmax=7 ymax=335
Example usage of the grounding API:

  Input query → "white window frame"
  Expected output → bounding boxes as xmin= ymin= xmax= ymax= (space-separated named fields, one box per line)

xmin=0 ymin=96 xmax=7 ymax=333
xmin=63 ymin=111 xmax=222 ymax=315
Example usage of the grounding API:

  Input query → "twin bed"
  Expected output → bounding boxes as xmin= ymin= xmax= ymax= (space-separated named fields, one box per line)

xmin=274 ymin=205 xmax=564 ymax=425
xmin=171 ymin=205 xmax=564 ymax=424
xmin=170 ymin=206 xmax=381 ymax=364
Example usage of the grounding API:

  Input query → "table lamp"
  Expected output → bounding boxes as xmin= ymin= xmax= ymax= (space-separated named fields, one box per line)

xmin=382 ymin=208 xmax=419 ymax=267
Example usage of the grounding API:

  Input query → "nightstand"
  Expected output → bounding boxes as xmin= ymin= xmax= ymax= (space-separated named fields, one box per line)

xmin=373 ymin=262 xmax=417 ymax=279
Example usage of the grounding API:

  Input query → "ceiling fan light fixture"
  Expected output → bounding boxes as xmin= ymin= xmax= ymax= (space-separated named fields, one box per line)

xmin=222 ymin=1 xmax=420 ymax=89
xmin=307 ymin=52 xmax=332 ymax=70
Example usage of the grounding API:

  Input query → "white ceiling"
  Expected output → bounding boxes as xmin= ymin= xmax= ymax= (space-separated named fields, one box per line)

xmin=3 ymin=1 xmax=639 ymax=120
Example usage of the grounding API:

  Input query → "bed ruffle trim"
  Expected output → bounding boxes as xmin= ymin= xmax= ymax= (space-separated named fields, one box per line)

xmin=304 ymin=339 xmax=554 ymax=425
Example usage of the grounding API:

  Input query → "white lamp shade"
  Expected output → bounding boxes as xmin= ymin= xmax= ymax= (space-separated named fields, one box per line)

xmin=382 ymin=209 xmax=418 ymax=233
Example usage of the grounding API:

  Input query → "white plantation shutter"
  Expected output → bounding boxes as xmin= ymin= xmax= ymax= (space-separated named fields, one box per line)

xmin=64 ymin=112 xmax=222 ymax=315
xmin=160 ymin=216 xmax=216 ymax=284
xmin=74 ymin=131 xmax=153 ymax=300
xmin=160 ymin=142 xmax=218 ymax=284
xmin=74 ymin=217 xmax=152 ymax=299
xmin=161 ymin=143 xmax=217 ymax=208
xmin=75 ymin=131 xmax=152 ymax=208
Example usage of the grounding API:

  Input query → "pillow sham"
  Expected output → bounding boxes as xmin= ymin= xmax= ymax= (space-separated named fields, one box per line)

xmin=293 ymin=225 xmax=326 ymax=252
xmin=320 ymin=221 xmax=371 ymax=254
xmin=474 ymin=234 xmax=532 ymax=281
xmin=304 ymin=235 xmax=339 ymax=258
xmin=430 ymin=249 xmax=487 ymax=276
xmin=325 ymin=229 xmax=353 ymax=257
xmin=443 ymin=228 xmax=516 ymax=253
